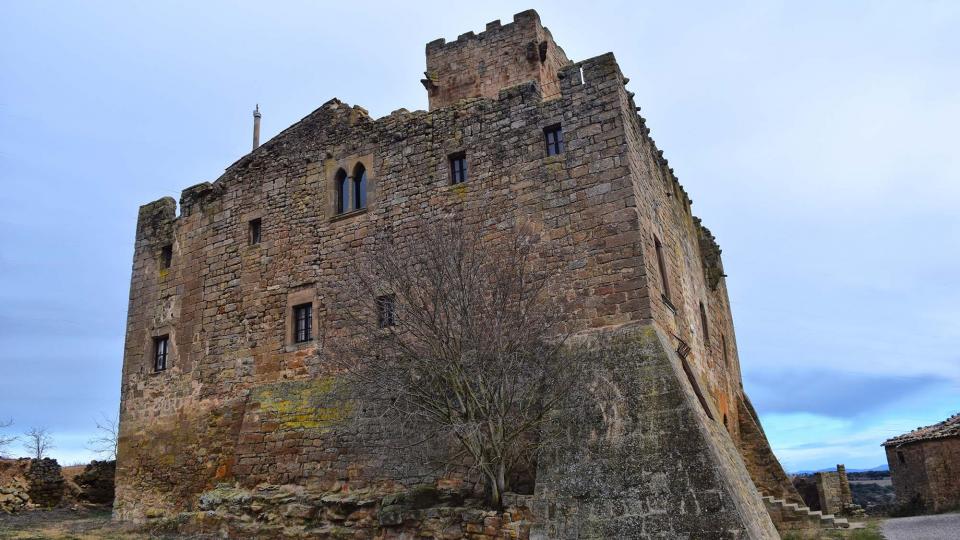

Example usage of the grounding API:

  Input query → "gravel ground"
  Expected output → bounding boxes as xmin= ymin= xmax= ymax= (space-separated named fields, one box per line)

xmin=882 ymin=512 xmax=960 ymax=540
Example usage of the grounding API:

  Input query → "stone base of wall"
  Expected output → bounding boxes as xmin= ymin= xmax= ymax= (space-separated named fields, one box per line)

xmin=162 ymin=483 xmax=531 ymax=539
xmin=530 ymin=328 xmax=779 ymax=539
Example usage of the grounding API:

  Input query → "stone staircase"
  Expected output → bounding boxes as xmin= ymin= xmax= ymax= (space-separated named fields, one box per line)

xmin=762 ymin=495 xmax=849 ymax=534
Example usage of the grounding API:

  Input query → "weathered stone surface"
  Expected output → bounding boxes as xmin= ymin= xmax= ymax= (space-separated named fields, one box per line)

xmin=26 ymin=458 xmax=64 ymax=508
xmin=884 ymin=414 xmax=960 ymax=513
xmin=531 ymin=329 xmax=778 ymax=539
xmin=181 ymin=483 xmax=531 ymax=539
xmin=73 ymin=460 xmax=116 ymax=504
xmin=116 ymin=8 xmax=791 ymax=537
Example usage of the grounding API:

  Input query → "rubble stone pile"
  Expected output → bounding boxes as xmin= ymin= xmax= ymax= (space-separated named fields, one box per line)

xmin=74 ymin=460 xmax=116 ymax=504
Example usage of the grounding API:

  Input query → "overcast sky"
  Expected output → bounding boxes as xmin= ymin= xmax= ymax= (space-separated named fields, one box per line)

xmin=1 ymin=1 xmax=957 ymax=471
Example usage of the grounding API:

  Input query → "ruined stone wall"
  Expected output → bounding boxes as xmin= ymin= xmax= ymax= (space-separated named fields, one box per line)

xmin=816 ymin=471 xmax=843 ymax=515
xmin=424 ymin=10 xmax=570 ymax=110
xmin=887 ymin=437 xmax=960 ymax=512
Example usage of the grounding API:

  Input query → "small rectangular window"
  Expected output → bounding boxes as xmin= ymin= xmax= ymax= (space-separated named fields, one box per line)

xmin=249 ymin=218 xmax=262 ymax=245
xmin=377 ymin=295 xmax=396 ymax=328
xmin=153 ymin=335 xmax=169 ymax=372
xmin=293 ymin=303 xmax=313 ymax=343
xmin=699 ymin=302 xmax=710 ymax=345
xmin=449 ymin=152 xmax=467 ymax=184
xmin=654 ymin=236 xmax=672 ymax=302
xmin=897 ymin=451 xmax=906 ymax=465
xmin=160 ymin=244 xmax=173 ymax=269
xmin=544 ymin=124 xmax=564 ymax=156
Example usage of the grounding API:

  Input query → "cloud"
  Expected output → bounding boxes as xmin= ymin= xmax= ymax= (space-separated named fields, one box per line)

xmin=746 ymin=369 xmax=944 ymax=417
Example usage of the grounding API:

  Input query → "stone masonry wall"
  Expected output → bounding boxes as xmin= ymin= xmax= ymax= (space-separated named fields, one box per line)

xmin=117 ymin=48 xmax=649 ymax=520
xmin=531 ymin=329 xmax=778 ymax=539
xmin=425 ymin=10 xmax=570 ymax=110
xmin=117 ymin=9 xmax=786 ymax=535
xmin=815 ymin=471 xmax=843 ymax=516
xmin=736 ymin=395 xmax=804 ymax=505
xmin=26 ymin=458 xmax=64 ymax=508
xmin=886 ymin=437 xmax=960 ymax=512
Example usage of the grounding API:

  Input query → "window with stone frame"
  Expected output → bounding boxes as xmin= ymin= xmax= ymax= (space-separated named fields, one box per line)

xmin=335 ymin=168 xmax=349 ymax=214
xmin=544 ymin=124 xmax=564 ymax=156
xmin=449 ymin=152 xmax=467 ymax=184
xmin=293 ymin=303 xmax=313 ymax=343
xmin=160 ymin=244 xmax=173 ymax=269
xmin=153 ymin=335 xmax=169 ymax=372
xmin=248 ymin=218 xmax=262 ymax=245
xmin=377 ymin=294 xmax=396 ymax=328
xmin=353 ymin=163 xmax=368 ymax=210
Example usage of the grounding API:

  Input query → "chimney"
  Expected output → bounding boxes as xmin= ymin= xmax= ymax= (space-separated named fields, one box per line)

xmin=252 ymin=104 xmax=261 ymax=150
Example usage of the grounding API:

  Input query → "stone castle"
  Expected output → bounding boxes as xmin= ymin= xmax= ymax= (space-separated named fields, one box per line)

xmin=117 ymin=10 xmax=805 ymax=538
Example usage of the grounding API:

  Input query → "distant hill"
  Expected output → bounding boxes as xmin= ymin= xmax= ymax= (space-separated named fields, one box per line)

xmin=791 ymin=464 xmax=889 ymax=475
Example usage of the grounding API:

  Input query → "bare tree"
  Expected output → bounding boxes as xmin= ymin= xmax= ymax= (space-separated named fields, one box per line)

xmin=328 ymin=217 xmax=579 ymax=508
xmin=0 ymin=418 xmax=16 ymax=458
xmin=23 ymin=427 xmax=54 ymax=460
xmin=86 ymin=413 xmax=119 ymax=460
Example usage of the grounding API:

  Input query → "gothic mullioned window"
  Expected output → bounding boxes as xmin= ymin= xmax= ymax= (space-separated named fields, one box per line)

xmin=335 ymin=168 xmax=349 ymax=214
xmin=353 ymin=163 xmax=367 ymax=210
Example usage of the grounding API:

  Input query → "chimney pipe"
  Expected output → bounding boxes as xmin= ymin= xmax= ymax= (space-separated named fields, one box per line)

xmin=252 ymin=104 xmax=261 ymax=150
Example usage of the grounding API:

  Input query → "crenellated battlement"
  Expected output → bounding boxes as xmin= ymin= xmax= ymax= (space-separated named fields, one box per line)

xmin=423 ymin=9 xmax=571 ymax=110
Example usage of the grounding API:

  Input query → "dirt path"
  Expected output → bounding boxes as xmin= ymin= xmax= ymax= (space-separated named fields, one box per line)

xmin=0 ymin=506 xmax=181 ymax=540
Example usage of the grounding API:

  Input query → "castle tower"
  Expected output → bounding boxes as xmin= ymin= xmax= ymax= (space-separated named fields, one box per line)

xmin=115 ymin=9 xmax=798 ymax=538
xmin=423 ymin=10 xmax=570 ymax=110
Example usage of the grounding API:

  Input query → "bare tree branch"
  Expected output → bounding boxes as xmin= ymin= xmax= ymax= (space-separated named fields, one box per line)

xmin=23 ymin=427 xmax=54 ymax=460
xmin=87 ymin=413 xmax=119 ymax=460
xmin=325 ymin=216 xmax=581 ymax=508
xmin=0 ymin=418 xmax=17 ymax=458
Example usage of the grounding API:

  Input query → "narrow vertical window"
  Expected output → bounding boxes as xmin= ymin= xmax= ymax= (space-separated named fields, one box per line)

xmin=248 ymin=218 xmax=262 ymax=245
xmin=654 ymin=236 xmax=672 ymax=303
xmin=335 ymin=169 xmax=349 ymax=214
xmin=160 ymin=244 xmax=173 ymax=269
xmin=722 ymin=334 xmax=730 ymax=368
xmin=293 ymin=303 xmax=313 ymax=343
xmin=699 ymin=302 xmax=710 ymax=345
xmin=544 ymin=124 xmax=564 ymax=156
xmin=377 ymin=295 xmax=396 ymax=328
xmin=153 ymin=335 xmax=169 ymax=372
xmin=353 ymin=164 xmax=367 ymax=210
xmin=897 ymin=451 xmax=905 ymax=464
xmin=449 ymin=152 xmax=467 ymax=184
